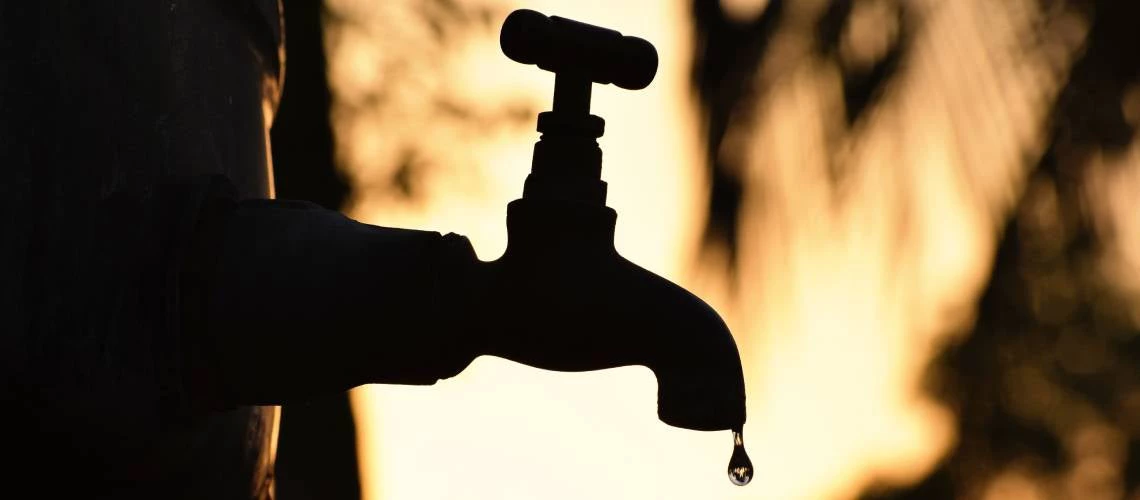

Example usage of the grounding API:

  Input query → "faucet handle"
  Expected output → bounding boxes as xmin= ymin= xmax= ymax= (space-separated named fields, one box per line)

xmin=499 ymin=10 xmax=659 ymax=204
xmin=500 ymin=9 xmax=658 ymax=92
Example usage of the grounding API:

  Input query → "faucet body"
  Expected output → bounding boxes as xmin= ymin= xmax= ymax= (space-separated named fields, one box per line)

xmin=474 ymin=196 xmax=747 ymax=431
xmin=480 ymin=9 xmax=748 ymax=432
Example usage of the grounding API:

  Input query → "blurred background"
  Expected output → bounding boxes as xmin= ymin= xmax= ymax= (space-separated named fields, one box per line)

xmin=266 ymin=0 xmax=1140 ymax=498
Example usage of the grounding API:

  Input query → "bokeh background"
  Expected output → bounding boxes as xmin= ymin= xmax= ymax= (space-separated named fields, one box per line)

xmin=267 ymin=0 xmax=1140 ymax=498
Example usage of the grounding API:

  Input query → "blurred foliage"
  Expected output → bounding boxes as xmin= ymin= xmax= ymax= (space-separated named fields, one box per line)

xmin=869 ymin=0 xmax=1140 ymax=497
xmin=692 ymin=0 xmax=1140 ymax=498
xmin=690 ymin=0 xmax=910 ymax=275
xmin=325 ymin=0 xmax=534 ymax=205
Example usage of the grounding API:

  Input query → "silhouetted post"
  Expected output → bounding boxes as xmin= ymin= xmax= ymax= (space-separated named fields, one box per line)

xmin=269 ymin=2 xmax=361 ymax=499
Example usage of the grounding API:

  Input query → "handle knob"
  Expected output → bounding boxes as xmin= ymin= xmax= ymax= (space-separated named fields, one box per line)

xmin=500 ymin=9 xmax=658 ymax=91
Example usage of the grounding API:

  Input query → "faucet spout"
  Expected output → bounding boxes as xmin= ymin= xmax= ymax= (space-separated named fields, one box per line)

xmin=633 ymin=266 xmax=747 ymax=432
xmin=608 ymin=253 xmax=747 ymax=431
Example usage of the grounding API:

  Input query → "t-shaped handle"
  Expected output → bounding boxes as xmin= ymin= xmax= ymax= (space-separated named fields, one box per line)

xmin=501 ymin=9 xmax=658 ymax=116
xmin=500 ymin=10 xmax=659 ymax=205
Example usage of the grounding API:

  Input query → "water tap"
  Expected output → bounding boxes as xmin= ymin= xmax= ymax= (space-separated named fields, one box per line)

xmin=472 ymin=9 xmax=750 ymax=435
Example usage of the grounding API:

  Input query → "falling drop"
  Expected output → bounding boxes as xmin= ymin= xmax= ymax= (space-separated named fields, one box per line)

xmin=727 ymin=428 xmax=753 ymax=486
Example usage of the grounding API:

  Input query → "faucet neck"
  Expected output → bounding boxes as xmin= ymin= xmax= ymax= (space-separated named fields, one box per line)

xmin=522 ymin=74 xmax=609 ymax=206
xmin=504 ymin=198 xmax=616 ymax=258
xmin=552 ymin=72 xmax=592 ymax=115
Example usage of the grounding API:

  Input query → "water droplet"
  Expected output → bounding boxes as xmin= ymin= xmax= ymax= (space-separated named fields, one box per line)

xmin=727 ymin=428 xmax=753 ymax=486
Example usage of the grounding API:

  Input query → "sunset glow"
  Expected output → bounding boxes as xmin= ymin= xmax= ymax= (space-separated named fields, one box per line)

xmin=321 ymin=0 xmax=1101 ymax=497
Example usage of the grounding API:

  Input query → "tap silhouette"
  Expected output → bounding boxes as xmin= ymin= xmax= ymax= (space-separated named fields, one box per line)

xmin=461 ymin=9 xmax=748 ymax=432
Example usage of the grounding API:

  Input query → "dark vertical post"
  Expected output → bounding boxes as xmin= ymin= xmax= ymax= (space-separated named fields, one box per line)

xmin=270 ymin=1 xmax=350 ymax=210
xmin=270 ymin=2 xmax=361 ymax=500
